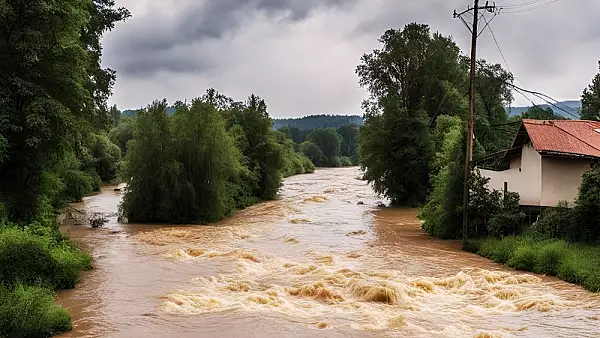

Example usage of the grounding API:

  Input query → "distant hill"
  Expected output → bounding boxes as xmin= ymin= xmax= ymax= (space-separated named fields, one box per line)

xmin=273 ymin=114 xmax=364 ymax=130
xmin=121 ymin=107 xmax=176 ymax=118
xmin=506 ymin=100 xmax=581 ymax=119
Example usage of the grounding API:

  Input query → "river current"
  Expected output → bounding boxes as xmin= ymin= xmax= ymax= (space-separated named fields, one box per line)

xmin=57 ymin=167 xmax=600 ymax=337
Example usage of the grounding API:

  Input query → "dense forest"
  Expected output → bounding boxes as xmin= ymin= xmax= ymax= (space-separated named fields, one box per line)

xmin=0 ymin=0 xmax=130 ymax=336
xmin=272 ymin=114 xmax=363 ymax=130
xmin=277 ymin=124 xmax=360 ymax=167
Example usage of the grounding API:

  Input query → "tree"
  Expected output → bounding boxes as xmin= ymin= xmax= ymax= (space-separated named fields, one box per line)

xmin=300 ymin=141 xmax=325 ymax=167
xmin=306 ymin=128 xmax=342 ymax=165
xmin=109 ymin=105 xmax=121 ymax=126
xmin=336 ymin=125 xmax=359 ymax=162
xmin=278 ymin=126 xmax=304 ymax=144
xmin=120 ymin=101 xmax=181 ymax=223
xmin=356 ymin=23 xmax=464 ymax=117
xmin=0 ymin=0 xmax=129 ymax=222
xmin=359 ymin=95 xmax=432 ymax=206
xmin=581 ymin=61 xmax=600 ymax=121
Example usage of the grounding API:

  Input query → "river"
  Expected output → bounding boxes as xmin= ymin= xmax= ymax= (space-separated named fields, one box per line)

xmin=57 ymin=167 xmax=600 ymax=337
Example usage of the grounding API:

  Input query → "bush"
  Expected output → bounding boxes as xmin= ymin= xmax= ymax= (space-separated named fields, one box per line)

xmin=0 ymin=284 xmax=72 ymax=338
xmin=474 ymin=235 xmax=600 ymax=292
xmin=574 ymin=165 xmax=600 ymax=243
xmin=62 ymin=170 xmax=94 ymax=202
xmin=534 ymin=241 xmax=567 ymax=275
xmin=535 ymin=201 xmax=576 ymax=240
xmin=487 ymin=192 xmax=526 ymax=237
xmin=340 ymin=156 xmax=354 ymax=166
xmin=477 ymin=236 xmax=522 ymax=263
xmin=0 ymin=228 xmax=91 ymax=290
xmin=507 ymin=245 xmax=537 ymax=271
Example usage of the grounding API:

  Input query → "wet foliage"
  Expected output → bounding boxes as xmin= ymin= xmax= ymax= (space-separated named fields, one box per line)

xmin=120 ymin=91 xmax=315 ymax=224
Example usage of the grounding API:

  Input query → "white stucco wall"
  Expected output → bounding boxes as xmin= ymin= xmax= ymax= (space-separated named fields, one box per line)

xmin=479 ymin=144 xmax=542 ymax=206
xmin=540 ymin=157 xmax=590 ymax=207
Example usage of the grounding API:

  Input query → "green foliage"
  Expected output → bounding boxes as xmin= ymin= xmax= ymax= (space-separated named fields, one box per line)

xmin=277 ymin=126 xmax=304 ymax=144
xmin=336 ymin=125 xmax=360 ymax=162
xmin=84 ymin=133 xmax=122 ymax=182
xmin=580 ymin=61 xmax=600 ymax=121
xmin=474 ymin=235 xmax=600 ymax=292
xmin=420 ymin=116 xmax=464 ymax=238
xmin=339 ymin=156 xmax=354 ymax=167
xmin=0 ymin=227 xmax=92 ymax=290
xmin=534 ymin=201 xmax=576 ymax=240
xmin=273 ymin=115 xmax=363 ymax=130
xmin=487 ymin=191 xmax=525 ymax=237
xmin=359 ymin=96 xmax=432 ymax=207
xmin=300 ymin=141 xmax=326 ymax=167
xmin=121 ymin=99 xmax=242 ymax=223
xmin=121 ymin=91 xmax=310 ymax=225
xmin=0 ymin=0 xmax=129 ymax=222
xmin=306 ymin=128 xmax=342 ymax=165
xmin=273 ymin=131 xmax=315 ymax=177
xmin=574 ymin=165 xmax=600 ymax=243
xmin=109 ymin=117 xmax=134 ymax=156
xmin=515 ymin=106 xmax=567 ymax=121
xmin=0 ymin=284 xmax=72 ymax=338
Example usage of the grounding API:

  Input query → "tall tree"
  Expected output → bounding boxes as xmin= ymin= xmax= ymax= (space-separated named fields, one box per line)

xmin=581 ymin=61 xmax=600 ymax=121
xmin=336 ymin=124 xmax=359 ymax=161
xmin=306 ymin=128 xmax=342 ymax=164
xmin=359 ymin=95 xmax=432 ymax=206
xmin=0 ymin=0 xmax=129 ymax=221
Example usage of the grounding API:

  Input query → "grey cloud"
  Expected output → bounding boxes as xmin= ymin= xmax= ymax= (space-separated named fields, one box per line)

xmin=106 ymin=0 xmax=357 ymax=77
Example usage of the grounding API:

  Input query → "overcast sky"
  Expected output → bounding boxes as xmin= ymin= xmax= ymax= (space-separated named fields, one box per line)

xmin=103 ymin=0 xmax=600 ymax=117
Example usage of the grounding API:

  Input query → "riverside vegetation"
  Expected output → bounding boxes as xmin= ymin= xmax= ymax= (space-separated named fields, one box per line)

xmin=356 ymin=23 xmax=600 ymax=292
xmin=0 ymin=1 xmax=318 ymax=336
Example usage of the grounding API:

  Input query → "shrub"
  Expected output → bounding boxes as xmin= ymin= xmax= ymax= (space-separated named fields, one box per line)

xmin=340 ymin=156 xmax=354 ymax=166
xmin=62 ymin=170 xmax=94 ymax=202
xmin=487 ymin=192 xmax=525 ymax=237
xmin=0 ymin=228 xmax=91 ymax=290
xmin=534 ymin=241 xmax=567 ymax=275
xmin=535 ymin=201 xmax=576 ymax=240
xmin=477 ymin=236 xmax=522 ymax=263
xmin=574 ymin=165 xmax=600 ymax=243
xmin=0 ymin=284 xmax=72 ymax=338
xmin=507 ymin=246 xmax=537 ymax=271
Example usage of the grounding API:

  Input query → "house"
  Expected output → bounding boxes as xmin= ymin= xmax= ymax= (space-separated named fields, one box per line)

xmin=478 ymin=119 xmax=600 ymax=208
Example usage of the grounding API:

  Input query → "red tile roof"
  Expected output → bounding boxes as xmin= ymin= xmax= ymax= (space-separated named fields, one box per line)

xmin=522 ymin=119 xmax=600 ymax=158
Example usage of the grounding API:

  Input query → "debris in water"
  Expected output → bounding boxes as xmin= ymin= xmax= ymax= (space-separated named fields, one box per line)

xmin=290 ymin=218 xmax=311 ymax=224
xmin=357 ymin=201 xmax=364 ymax=205
xmin=303 ymin=196 xmax=328 ymax=203
xmin=284 ymin=237 xmax=300 ymax=244
xmin=316 ymin=322 xmax=329 ymax=329
xmin=346 ymin=252 xmax=362 ymax=259
xmin=347 ymin=230 xmax=367 ymax=236
xmin=323 ymin=188 xmax=336 ymax=194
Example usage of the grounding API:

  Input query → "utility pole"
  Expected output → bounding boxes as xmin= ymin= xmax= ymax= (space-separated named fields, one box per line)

xmin=454 ymin=1 xmax=498 ymax=247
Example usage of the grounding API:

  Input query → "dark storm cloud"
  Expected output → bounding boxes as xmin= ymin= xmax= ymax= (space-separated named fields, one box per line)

xmin=104 ymin=0 xmax=600 ymax=116
xmin=107 ymin=0 xmax=357 ymax=77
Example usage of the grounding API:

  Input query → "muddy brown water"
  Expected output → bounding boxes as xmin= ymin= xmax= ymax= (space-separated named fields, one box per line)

xmin=57 ymin=167 xmax=600 ymax=338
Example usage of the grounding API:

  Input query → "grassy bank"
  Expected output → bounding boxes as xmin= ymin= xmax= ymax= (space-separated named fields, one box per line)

xmin=0 ymin=208 xmax=92 ymax=337
xmin=465 ymin=233 xmax=600 ymax=292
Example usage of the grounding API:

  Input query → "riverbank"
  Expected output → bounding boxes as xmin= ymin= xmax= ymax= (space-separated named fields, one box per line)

xmin=465 ymin=234 xmax=600 ymax=293
xmin=0 ymin=207 xmax=92 ymax=337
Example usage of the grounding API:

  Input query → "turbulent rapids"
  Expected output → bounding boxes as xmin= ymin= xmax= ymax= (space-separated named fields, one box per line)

xmin=58 ymin=168 xmax=600 ymax=337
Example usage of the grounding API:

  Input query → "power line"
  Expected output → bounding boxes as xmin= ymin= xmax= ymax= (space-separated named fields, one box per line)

xmin=508 ymin=83 xmax=579 ymax=119
xmin=500 ymin=0 xmax=559 ymax=13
